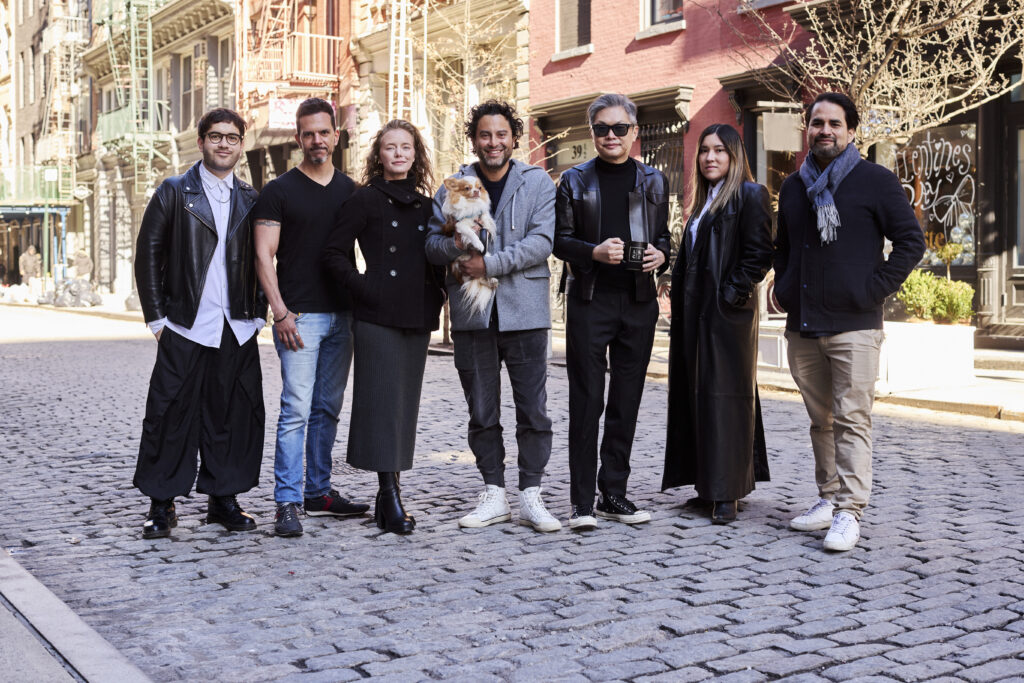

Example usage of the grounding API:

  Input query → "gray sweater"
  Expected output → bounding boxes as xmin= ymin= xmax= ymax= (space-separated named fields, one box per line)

xmin=426 ymin=160 xmax=556 ymax=332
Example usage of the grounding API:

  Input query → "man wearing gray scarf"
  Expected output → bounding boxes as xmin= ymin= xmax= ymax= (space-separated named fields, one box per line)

xmin=773 ymin=92 xmax=925 ymax=552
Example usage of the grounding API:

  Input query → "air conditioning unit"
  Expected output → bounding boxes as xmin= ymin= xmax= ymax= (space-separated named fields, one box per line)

xmin=194 ymin=42 xmax=207 ymax=59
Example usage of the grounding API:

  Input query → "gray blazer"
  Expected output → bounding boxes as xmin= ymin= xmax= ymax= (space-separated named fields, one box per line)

xmin=426 ymin=160 xmax=556 ymax=332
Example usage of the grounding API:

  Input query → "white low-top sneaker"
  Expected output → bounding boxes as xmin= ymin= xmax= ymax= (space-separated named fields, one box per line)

xmin=518 ymin=487 xmax=562 ymax=532
xmin=790 ymin=498 xmax=835 ymax=531
xmin=458 ymin=485 xmax=511 ymax=528
xmin=823 ymin=511 xmax=860 ymax=551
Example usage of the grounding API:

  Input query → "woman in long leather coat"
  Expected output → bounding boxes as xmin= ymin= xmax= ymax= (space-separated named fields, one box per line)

xmin=662 ymin=123 xmax=773 ymax=524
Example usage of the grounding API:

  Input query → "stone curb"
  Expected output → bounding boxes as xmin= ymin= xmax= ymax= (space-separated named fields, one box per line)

xmin=0 ymin=548 xmax=151 ymax=683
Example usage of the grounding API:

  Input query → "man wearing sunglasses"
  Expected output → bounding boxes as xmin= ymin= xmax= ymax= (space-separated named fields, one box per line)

xmin=554 ymin=94 xmax=671 ymax=530
xmin=134 ymin=108 xmax=267 ymax=539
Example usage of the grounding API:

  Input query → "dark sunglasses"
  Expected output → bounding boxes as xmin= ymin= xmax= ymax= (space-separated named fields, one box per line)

xmin=591 ymin=123 xmax=633 ymax=137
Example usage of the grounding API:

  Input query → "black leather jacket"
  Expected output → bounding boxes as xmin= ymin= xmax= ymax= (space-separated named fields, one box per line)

xmin=135 ymin=162 xmax=266 ymax=327
xmin=554 ymin=157 xmax=671 ymax=302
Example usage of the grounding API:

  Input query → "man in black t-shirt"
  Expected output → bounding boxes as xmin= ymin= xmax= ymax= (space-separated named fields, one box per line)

xmin=254 ymin=98 xmax=369 ymax=538
xmin=553 ymin=94 xmax=671 ymax=531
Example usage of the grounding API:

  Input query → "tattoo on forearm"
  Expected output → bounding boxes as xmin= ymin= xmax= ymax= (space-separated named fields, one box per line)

xmin=254 ymin=219 xmax=281 ymax=229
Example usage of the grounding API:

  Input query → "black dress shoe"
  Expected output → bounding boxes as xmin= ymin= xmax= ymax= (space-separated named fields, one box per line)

xmin=375 ymin=472 xmax=414 ymax=534
xmin=207 ymin=495 xmax=256 ymax=531
xmin=711 ymin=500 xmax=738 ymax=524
xmin=143 ymin=499 xmax=177 ymax=539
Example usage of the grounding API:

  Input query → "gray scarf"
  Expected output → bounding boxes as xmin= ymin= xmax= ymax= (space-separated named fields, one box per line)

xmin=799 ymin=143 xmax=860 ymax=244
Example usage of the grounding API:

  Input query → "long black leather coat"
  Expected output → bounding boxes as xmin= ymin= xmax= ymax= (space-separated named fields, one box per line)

xmin=662 ymin=181 xmax=773 ymax=500
xmin=135 ymin=162 xmax=265 ymax=327
xmin=554 ymin=158 xmax=672 ymax=301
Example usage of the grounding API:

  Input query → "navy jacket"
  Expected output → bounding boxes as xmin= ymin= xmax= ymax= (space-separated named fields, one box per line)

xmin=774 ymin=159 xmax=925 ymax=333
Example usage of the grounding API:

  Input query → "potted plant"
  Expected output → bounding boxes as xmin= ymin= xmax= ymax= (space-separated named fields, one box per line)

xmin=881 ymin=258 xmax=976 ymax=392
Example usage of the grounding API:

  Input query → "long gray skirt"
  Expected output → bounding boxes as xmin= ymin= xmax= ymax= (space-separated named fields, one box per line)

xmin=346 ymin=320 xmax=430 ymax=472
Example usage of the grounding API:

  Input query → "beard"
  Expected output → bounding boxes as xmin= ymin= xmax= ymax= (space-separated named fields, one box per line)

xmin=305 ymin=147 xmax=331 ymax=165
xmin=812 ymin=137 xmax=847 ymax=161
xmin=202 ymin=148 xmax=238 ymax=174
xmin=474 ymin=144 xmax=512 ymax=171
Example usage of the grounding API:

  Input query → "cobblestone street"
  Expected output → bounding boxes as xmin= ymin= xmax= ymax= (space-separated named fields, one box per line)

xmin=1 ymin=306 xmax=1023 ymax=682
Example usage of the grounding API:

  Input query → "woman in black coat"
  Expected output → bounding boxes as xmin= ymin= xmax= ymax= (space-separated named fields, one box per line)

xmin=323 ymin=120 xmax=444 ymax=534
xmin=662 ymin=123 xmax=773 ymax=524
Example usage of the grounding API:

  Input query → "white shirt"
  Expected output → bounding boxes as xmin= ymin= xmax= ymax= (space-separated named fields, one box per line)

xmin=147 ymin=163 xmax=263 ymax=347
xmin=689 ymin=180 xmax=724 ymax=250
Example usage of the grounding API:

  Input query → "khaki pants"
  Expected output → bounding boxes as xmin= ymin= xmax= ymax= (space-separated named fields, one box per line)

xmin=785 ymin=329 xmax=884 ymax=519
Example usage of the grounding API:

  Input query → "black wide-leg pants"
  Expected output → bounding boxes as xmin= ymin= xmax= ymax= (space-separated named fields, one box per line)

xmin=566 ymin=288 xmax=658 ymax=507
xmin=134 ymin=323 xmax=265 ymax=501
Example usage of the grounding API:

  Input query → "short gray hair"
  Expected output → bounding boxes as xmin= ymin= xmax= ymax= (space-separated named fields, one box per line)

xmin=587 ymin=94 xmax=638 ymax=126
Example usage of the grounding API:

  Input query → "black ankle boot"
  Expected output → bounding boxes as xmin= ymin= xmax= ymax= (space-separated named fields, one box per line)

xmin=143 ymin=498 xmax=177 ymax=539
xmin=375 ymin=472 xmax=414 ymax=534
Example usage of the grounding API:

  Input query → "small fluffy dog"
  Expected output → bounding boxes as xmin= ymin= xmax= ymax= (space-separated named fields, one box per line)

xmin=441 ymin=176 xmax=499 ymax=314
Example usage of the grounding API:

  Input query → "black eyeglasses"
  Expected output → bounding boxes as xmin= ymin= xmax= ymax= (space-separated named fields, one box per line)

xmin=591 ymin=123 xmax=633 ymax=137
xmin=205 ymin=132 xmax=243 ymax=145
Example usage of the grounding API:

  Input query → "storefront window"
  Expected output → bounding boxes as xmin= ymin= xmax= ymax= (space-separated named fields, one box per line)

xmin=889 ymin=124 xmax=977 ymax=267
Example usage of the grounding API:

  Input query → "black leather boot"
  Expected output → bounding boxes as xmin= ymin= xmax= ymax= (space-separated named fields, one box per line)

xmin=375 ymin=472 xmax=414 ymax=534
xmin=143 ymin=498 xmax=177 ymax=539
xmin=207 ymin=495 xmax=257 ymax=531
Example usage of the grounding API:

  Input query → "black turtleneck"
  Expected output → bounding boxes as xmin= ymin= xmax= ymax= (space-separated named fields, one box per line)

xmin=595 ymin=156 xmax=637 ymax=293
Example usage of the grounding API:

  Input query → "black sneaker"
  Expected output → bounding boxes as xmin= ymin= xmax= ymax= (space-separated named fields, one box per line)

xmin=568 ymin=505 xmax=597 ymax=530
xmin=595 ymin=495 xmax=652 ymax=524
xmin=275 ymin=502 xmax=303 ymax=537
xmin=142 ymin=499 xmax=177 ymax=539
xmin=304 ymin=489 xmax=369 ymax=517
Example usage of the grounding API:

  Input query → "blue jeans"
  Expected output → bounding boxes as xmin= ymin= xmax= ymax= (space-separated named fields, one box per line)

xmin=273 ymin=312 xmax=352 ymax=504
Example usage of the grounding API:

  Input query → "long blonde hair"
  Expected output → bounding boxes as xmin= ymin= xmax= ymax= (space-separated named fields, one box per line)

xmin=687 ymin=124 xmax=754 ymax=218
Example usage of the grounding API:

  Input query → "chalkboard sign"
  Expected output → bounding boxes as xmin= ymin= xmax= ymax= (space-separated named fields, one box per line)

xmin=892 ymin=124 xmax=976 ymax=266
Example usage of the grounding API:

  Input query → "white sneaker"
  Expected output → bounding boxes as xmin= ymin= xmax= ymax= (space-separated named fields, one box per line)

xmin=458 ymin=485 xmax=511 ymax=528
xmin=518 ymin=487 xmax=562 ymax=532
xmin=823 ymin=511 xmax=860 ymax=551
xmin=790 ymin=498 xmax=835 ymax=531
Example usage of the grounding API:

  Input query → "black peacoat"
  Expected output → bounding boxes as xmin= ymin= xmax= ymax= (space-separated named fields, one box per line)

xmin=662 ymin=181 xmax=773 ymax=500
xmin=323 ymin=177 xmax=444 ymax=332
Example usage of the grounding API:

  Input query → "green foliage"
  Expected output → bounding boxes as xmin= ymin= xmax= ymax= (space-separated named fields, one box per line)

xmin=936 ymin=242 xmax=964 ymax=280
xmin=932 ymin=277 xmax=975 ymax=324
xmin=896 ymin=268 xmax=975 ymax=323
xmin=897 ymin=269 xmax=938 ymax=320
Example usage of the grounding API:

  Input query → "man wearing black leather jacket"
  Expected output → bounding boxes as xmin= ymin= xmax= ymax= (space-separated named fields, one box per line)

xmin=554 ymin=94 xmax=671 ymax=530
xmin=133 ymin=108 xmax=267 ymax=539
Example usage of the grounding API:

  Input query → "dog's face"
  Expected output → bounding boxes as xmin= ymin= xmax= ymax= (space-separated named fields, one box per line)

xmin=443 ymin=176 xmax=490 ymax=215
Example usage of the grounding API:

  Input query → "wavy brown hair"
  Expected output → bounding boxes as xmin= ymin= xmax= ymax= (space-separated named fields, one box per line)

xmin=361 ymin=119 xmax=434 ymax=195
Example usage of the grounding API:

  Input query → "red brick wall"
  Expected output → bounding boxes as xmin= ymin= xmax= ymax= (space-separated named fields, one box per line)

xmin=528 ymin=0 xmax=800 ymax=199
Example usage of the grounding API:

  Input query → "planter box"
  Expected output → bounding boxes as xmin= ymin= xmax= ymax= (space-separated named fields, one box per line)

xmin=877 ymin=321 xmax=975 ymax=394
xmin=757 ymin=319 xmax=976 ymax=394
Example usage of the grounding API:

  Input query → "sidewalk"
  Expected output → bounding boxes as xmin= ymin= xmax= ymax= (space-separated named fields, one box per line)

xmin=0 ymin=548 xmax=150 ymax=682
xmin=6 ymin=300 xmax=1024 ymax=422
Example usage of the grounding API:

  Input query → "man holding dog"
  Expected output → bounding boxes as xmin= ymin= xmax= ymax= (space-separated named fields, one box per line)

xmin=254 ymin=98 xmax=369 ymax=538
xmin=775 ymin=92 xmax=924 ymax=551
xmin=554 ymin=94 xmax=670 ymax=530
xmin=425 ymin=100 xmax=561 ymax=533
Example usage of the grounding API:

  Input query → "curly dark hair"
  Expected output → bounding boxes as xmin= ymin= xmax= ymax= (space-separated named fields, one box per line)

xmin=464 ymin=100 xmax=524 ymax=148
xmin=198 ymin=108 xmax=246 ymax=138
xmin=361 ymin=119 xmax=434 ymax=195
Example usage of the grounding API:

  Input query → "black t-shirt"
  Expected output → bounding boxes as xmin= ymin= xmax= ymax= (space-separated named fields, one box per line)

xmin=253 ymin=167 xmax=356 ymax=312
xmin=476 ymin=162 xmax=512 ymax=215
xmin=595 ymin=156 xmax=637 ymax=292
